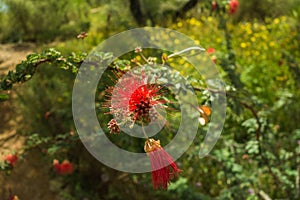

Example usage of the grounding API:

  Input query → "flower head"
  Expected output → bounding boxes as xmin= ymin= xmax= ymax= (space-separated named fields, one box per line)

xmin=53 ymin=159 xmax=74 ymax=175
xmin=229 ymin=0 xmax=239 ymax=14
xmin=44 ymin=111 xmax=51 ymax=120
xmin=5 ymin=153 xmax=18 ymax=167
xmin=134 ymin=46 xmax=143 ymax=53
xmin=212 ymin=1 xmax=218 ymax=11
xmin=107 ymin=118 xmax=120 ymax=134
xmin=108 ymin=73 xmax=163 ymax=125
xmin=197 ymin=105 xmax=212 ymax=126
xmin=207 ymin=47 xmax=215 ymax=54
xmin=144 ymin=138 xmax=181 ymax=190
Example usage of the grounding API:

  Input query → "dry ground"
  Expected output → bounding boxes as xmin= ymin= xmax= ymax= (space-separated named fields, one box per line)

xmin=0 ymin=43 xmax=57 ymax=200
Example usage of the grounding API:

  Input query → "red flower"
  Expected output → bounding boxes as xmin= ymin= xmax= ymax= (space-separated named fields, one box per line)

xmin=5 ymin=153 xmax=18 ymax=167
xmin=212 ymin=1 xmax=218 ymax=11
xmin=144 ymin=138 xmax=181 ymax=190
xmin=229 ymin=0 xmax=239 ymax=14
xmin=44 ymin=111 xmax=51 ymax=120
xmin=207 ymin=47 xmax=215 ymax=54
xmin=108 ymin=73 xmax=163 ymax=123
xmin=53 ymin=159 xmax=74 ymax=175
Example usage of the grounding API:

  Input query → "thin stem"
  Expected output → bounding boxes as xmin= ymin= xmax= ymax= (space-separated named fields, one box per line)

xmin=139 ymin=52 xmax=150 ymax=64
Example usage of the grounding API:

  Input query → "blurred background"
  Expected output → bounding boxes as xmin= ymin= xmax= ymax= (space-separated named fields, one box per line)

xmin=0 ymin=0 xmax=300 ymax=199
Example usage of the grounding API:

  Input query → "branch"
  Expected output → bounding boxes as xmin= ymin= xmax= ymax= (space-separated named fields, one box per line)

xmin=173 ymin=0 xmax=199 ymax=21
xmin=129 ymin=0 xmax=146 ymax=26
xmin=0 ymin=48 xmax=86 ymax=95
xmin=0 ymin=131 xmax=18 ymax=145
xmin=239 ymin=101 xmax=262 ymax=141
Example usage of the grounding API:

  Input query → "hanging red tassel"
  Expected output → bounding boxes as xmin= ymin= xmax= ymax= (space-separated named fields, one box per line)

xmin=144 ymin=138 xmax=181 ymax=190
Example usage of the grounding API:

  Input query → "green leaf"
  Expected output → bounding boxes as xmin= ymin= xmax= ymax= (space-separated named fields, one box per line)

xmin=246 ymin=140 xmax=259 ymax=154
xmin=0 ymin=94 xmax=9 ymax=102
xmin=232 ymin=163 xmax=243 ymax=173
xmin=47 ymin=145 xmax=60 ymax=155
xmin=114 ymin=59 xmax=130 ymax=70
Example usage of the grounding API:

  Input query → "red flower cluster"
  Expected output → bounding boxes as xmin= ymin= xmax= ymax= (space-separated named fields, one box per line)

xmin=207 ymin=47 xmax=215 ymax=54
xmin=53 ymin=159 xmax=74 ymax=175
xmin=144 ymin=139 xmax=181 ymax=190
xmin=212 ymin=1 xmax=218 ymax=11
xmin=229 ymin=0 xmax=239 ymax=14
xmin=129 ymin=84 xmax=162 ymax=121
xmin=44 ymin=111 xmax=51 ymax=120
xmin=4 ymin=153 xmax=18 ymax=167
xmin=107 ymin=73 xmax=163 ymax=133
xmin=207 ymin=47 xmax=217 ymax=64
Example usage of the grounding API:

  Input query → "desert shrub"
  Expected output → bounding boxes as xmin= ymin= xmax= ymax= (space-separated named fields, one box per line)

xmin=0 ymin=0 xmax=90 ymax=42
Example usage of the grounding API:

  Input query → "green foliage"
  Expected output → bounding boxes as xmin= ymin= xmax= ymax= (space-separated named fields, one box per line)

xmin=0 ymin=93 xmax=8 ymax=101
xmin=0 ymin=0 xmax=90 ymax=42
xmin=237 ymin=0 xmax=300 ymax=20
